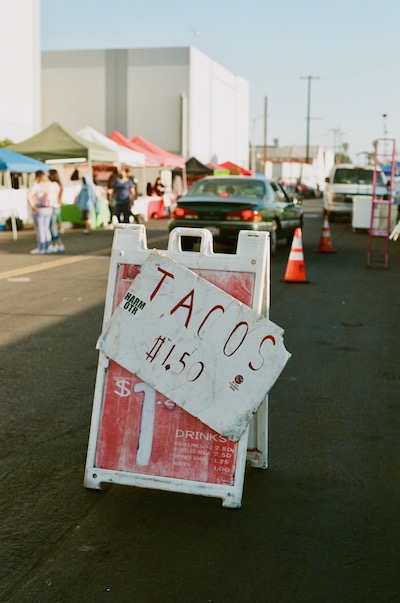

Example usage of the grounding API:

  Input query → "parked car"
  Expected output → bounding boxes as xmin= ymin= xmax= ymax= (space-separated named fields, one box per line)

xmin=168 ymin=175 xmax=304 ymax=253
xmin=323 ymin=164 xmax=388 ymax=221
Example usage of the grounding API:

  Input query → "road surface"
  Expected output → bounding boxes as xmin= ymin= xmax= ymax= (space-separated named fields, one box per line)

xmin=1 ymin=203 xmax=399 ymax=602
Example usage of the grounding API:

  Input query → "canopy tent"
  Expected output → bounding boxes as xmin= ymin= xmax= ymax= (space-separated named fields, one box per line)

xmin=77 ymin=126 xmax=145 ymax=166
xmin=8 ymin=122 xmax=118 ymax=164
xmin=131 ymin=135 xmax=185 ymax=168
xmin=208 ymin=162 xmax=224 ymax=170
xmin=109 ymin=131 xmax=187 ymax=195
xmin=0 ymin=148 xmax=49 ymax=173
xmin=108 ymin=131 xmax=161 ymax=167
xmin=0 ymin=149 xmax=50 ymax=238
xmin=217 ymin=161 xmax=255 ymax=176
xmin=172 ymin=156 xmax=214 ymax=177
xmin=171 ymin=156 xmax=213 ymax=190
xmin=381 ymin=162 xmax=400 ymax=176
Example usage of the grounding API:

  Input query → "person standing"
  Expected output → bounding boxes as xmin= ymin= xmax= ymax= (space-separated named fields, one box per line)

xmin=109 ymin=169 xmax=136 ymax=223
xmin=152 ymin=176 xmax=164 ymax=197
xmin=152 ymin=176 xmax=171 ymax=215
xmin=106 ymin=171 xmax=118 ymax=222
xmin=47 ymin=169 xmax=65 ymax=253
xmin=75 ymin=176 xmax=99 ymax=233
xmin=28 ymin=171 xmax=53 ymax=254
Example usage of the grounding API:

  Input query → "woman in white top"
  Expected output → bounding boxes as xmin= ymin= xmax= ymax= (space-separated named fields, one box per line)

xmin=27 ymin=171 xmax=53 ymax=254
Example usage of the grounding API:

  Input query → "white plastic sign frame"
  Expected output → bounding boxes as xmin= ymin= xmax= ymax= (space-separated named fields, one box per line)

xmin=84 ymin=225 xmax=272 ymax=508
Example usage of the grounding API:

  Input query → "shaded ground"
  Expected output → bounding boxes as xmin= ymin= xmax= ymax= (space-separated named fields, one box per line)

xmin=0 ymin=206 xmax=399 ymax=602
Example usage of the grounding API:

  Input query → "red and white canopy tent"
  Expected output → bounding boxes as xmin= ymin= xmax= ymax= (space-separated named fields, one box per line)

xmin=130 ymin=135 xmax=186 ymax=169
xmin=78 ymin=126 xmax=146 ymax=167
xmin=109 ymin=131 xmax=161 ymax=167
xmin=209 ymin=161 xmax=255 ymax=176
xmin=109 ymin=131 xmax=187 ymax=195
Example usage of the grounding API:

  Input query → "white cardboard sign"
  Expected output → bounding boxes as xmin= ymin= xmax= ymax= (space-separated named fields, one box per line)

xmin=97 ymin=249 xmax=290 ymax=441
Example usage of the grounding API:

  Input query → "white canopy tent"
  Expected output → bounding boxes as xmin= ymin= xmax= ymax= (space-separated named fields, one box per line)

xmin=77 ymin=126 xmax=146 ymax=167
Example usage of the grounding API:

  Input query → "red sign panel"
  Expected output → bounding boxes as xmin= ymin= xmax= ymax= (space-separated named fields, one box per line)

xmin=95 ymin=263 xmax=255 ymax=485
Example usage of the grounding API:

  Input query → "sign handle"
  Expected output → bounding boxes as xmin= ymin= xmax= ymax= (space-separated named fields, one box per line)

xmin=168 ymin=227 xmax=214 ymax=254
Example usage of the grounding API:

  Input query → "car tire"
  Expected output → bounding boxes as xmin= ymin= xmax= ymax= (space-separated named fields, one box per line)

xmin=270 ymin=224 xmax=278 ymax=255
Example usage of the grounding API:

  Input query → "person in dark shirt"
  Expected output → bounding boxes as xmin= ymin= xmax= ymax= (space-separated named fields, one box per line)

xmin=109 ymin=169 xmax=136 ymax=223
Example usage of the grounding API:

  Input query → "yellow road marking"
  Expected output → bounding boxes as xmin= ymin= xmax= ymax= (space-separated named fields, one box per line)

xmin=1 ymin=234 xmax=168 ymax=281
xmin=1 ymin=254 xmax=103 ymax=281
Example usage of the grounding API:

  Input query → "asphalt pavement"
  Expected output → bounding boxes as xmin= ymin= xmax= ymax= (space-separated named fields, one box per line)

xmin=0 ymin=205 xmax=399 ymax=603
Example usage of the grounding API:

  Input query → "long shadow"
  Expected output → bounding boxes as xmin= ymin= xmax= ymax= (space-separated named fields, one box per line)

xmin=0 ymin=302 xmax=106 ymax=599
xmin=1 ymin=213 xmax=400 ymax=602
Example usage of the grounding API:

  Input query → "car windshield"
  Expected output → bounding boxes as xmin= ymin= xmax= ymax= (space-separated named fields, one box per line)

xmin=187 ymin=178 xmax=266 ymax=199
xmin=333 ymin=168 xmax=385 ymax=185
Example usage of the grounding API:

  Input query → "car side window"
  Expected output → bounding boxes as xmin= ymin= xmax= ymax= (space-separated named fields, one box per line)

xmin=272 ymin=185 xmax=286 ymax=203
xmin=264 ymin=182 xmax=276 ymax=204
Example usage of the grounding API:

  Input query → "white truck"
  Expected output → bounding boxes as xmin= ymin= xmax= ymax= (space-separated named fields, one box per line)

xmin=323 ymin=164 xmax=388 ymax=221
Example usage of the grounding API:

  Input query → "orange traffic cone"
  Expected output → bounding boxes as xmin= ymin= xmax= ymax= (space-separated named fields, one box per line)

xmin=283 ymin=227 xmax=309 ymax=283
xmin=316 ymin=214 xmax=336 ymax=253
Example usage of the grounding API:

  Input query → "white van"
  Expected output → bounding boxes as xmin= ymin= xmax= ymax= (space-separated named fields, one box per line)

xmin=323 ymin=164 xmax=387 ymax=220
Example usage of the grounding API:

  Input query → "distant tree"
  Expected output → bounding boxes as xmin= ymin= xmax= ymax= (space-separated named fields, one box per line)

xmin=0 ymin=138 xmax=14 ymax=147
xmin=335 ymin=142 xmax=351 ymax=164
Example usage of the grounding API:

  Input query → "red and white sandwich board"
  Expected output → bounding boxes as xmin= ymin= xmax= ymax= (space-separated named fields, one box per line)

xmin=84 ymin=226 xmax=290 ymax=507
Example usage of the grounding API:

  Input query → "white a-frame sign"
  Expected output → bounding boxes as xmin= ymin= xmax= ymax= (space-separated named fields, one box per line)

xmin=84 ymin=226 xmax=290 ymax=507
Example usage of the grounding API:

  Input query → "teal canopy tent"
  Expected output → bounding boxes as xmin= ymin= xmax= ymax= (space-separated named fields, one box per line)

xmin=0 ymin=148 xmax=49 ymax=173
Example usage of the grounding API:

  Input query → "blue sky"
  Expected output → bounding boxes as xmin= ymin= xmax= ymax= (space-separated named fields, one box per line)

xmin=41 ymin=0 xmax=400 ymax=161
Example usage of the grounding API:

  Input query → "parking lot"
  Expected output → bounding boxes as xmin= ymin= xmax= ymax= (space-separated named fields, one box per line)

xmin=1 ymin=200 xmax=399 ymax=603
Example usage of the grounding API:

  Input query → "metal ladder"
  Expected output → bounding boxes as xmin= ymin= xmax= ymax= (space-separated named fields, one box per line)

xmin=367 ymin=138 xmax=396 ymax=268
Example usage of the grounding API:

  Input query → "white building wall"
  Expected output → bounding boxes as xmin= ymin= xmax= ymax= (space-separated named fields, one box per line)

xmin=0 ymin=0 xmax=41 ymax=141
xmin=41 ymin=51 xmax=107 ymax=133
xmin=210 ymin=64 xmax=237 ymax=165
xmin=127 ymin=48 xmax=189 ymax=155
xmin=189 ymin=49 xmax=212 ymax=162
xmin=188 ymin=48 xmax=250 ymax=166
xmin=235 ymin=76 xmax=250 ymax=167
xmin=41 ymin=46 xmax=249 ymax=166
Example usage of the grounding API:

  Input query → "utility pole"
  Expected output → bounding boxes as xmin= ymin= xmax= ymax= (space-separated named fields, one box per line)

xmin=382 ymin=113 xmax=388 ymax=163
xmin=300 ymin=75 xmax=320 ymax=164
xmin=263 ymin=96 xmax=268 ymax=167
xmin=328 ymin=127 xmax=339 ymax=156
xmin=382 ymin=113 xmax=388 ymax=137
xmin=328 ymin=126 xmax=345 ymax=161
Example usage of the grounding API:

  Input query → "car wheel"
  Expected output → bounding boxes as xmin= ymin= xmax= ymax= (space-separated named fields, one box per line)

xmin=269 ymin=224 xmax=278 ymax=255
